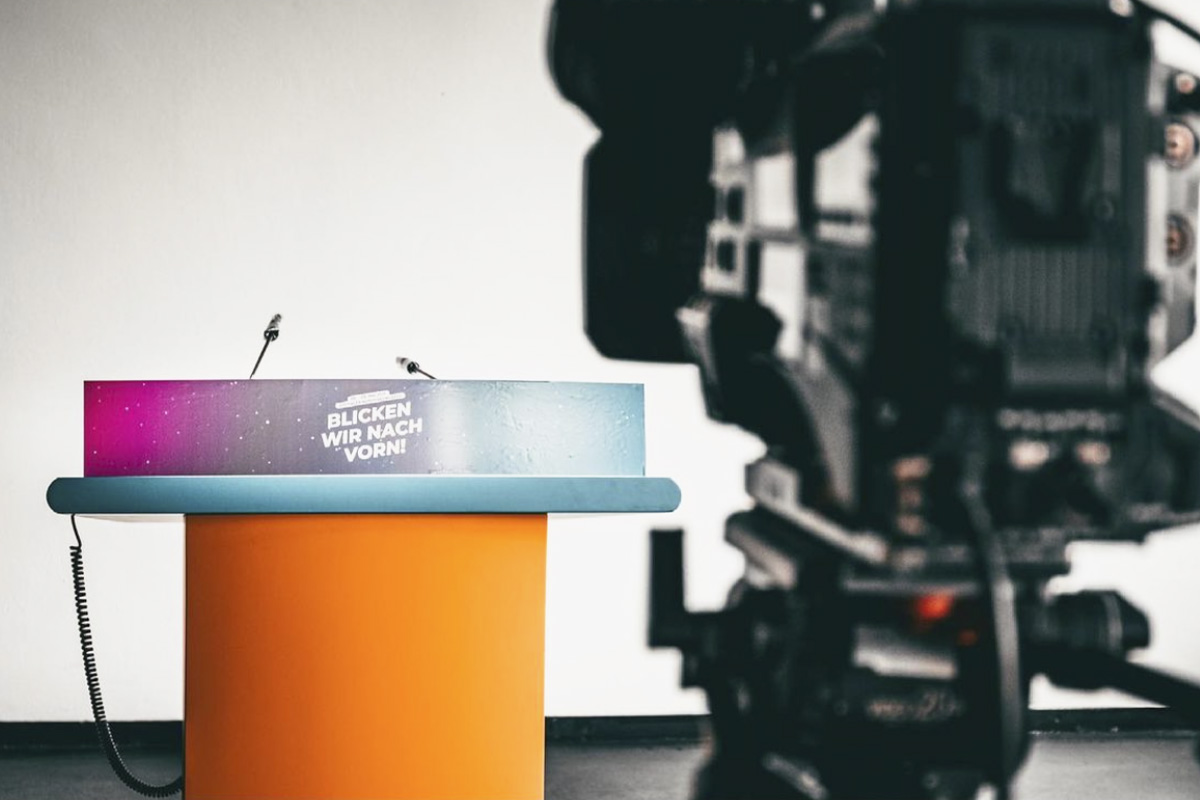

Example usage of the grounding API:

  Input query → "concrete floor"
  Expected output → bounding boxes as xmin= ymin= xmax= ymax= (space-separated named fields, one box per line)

xmin=1 ymin=735 xmax=1197 ymax=799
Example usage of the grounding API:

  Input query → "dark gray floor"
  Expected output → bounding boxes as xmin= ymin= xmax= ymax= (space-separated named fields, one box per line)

xmin=1 ymin=735 xmax=1198 ymax=799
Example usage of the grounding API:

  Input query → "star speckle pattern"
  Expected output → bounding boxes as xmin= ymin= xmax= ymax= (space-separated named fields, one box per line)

xmin=83 ymin=380 xmax=645 ymax=477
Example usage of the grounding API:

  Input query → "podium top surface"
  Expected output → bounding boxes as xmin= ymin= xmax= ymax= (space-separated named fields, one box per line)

xmin=47 ymin=475 xmax=681 ymax=516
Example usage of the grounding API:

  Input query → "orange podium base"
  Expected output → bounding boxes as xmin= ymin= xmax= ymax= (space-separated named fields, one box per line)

xmin=184 ymin=514 xmax=547 ymax=800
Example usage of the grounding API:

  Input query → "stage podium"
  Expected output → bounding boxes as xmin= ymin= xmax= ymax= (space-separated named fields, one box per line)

xmin=48 ymin=380 xmax=680 ymax=800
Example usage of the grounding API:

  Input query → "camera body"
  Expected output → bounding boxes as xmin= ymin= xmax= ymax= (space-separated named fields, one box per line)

xmin=551 ymin=0 xmax=1200 ymax=796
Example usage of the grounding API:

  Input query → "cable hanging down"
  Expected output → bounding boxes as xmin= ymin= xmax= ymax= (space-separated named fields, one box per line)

xmin=70 ymin=515 xmax=183 ymax=797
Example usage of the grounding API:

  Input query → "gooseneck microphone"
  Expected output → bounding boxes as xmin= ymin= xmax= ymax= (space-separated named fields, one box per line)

xmin=249 ymin=314 xmax=282 ymax=379
xmin=397 ymin=357 xmax=437 ymax=379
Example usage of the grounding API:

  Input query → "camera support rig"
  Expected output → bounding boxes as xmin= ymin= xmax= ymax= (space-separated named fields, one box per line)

xmin=550 ymin=0 xmax=1200 ymax=796
xmin=648 ymin=483 xmax=1200 ymax=799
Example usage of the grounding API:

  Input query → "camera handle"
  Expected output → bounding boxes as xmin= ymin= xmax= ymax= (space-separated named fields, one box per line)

xmin=1042 ymin=649 xmax=1200 ymax=734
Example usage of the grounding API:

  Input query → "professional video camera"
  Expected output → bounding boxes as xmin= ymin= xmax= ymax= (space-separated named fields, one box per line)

xmin=549 ymin=0 xmax=1200 ymax=797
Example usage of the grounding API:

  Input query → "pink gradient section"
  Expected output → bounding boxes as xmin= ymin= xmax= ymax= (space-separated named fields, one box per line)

xmin=85 ymin=381 xmax=256 ymax=476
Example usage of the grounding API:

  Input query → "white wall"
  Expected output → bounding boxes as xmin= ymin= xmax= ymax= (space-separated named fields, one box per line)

xmin=1 ymin=0 xmax=1198 ymax=722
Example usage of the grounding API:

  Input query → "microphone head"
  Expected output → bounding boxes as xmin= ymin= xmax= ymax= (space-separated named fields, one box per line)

xmin=264 ymin=314 xmax=282 ymax=340
xmin=397 ymin=357 xmax=419 ymax=374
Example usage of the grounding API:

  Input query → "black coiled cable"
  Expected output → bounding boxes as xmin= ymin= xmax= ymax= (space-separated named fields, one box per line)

xmin=70 ymin=515 xmax=184 ymax=797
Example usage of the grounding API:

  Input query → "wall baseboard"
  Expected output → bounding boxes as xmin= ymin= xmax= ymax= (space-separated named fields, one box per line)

xmin=546 ymin=715 xmax=708 ymax=744
xmin=1 ymin=709 xmax=1192 ymax=752
xmin=1026 ymin=707 xmax=1194 ymax=735
xmin=0 ymin=721 xmax=182 ymax=752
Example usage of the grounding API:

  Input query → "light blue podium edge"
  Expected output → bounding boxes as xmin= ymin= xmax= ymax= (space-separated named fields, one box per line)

xmin=47 ymin=475 xmax=681 ymax=516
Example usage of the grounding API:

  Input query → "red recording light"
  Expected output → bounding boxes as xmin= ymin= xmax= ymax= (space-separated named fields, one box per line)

xmin=912 ymin=593 xmax=956 ymax=624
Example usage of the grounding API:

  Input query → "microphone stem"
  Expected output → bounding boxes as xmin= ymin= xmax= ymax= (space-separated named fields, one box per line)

xmin=249 ymin=339 xmax=272 ymax=379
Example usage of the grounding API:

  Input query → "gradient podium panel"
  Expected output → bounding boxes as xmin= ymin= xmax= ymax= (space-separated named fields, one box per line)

xmin=49 ymin=380 xmax=680 ymax=800
xmin=82 ymin=379 xmax=646 ymax=477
